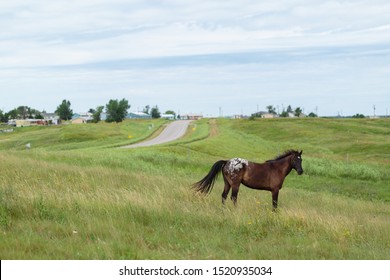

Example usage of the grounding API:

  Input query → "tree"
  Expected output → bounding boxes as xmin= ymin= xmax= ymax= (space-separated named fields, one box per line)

xmin=16 ymin=106 xmax=30 ymax=119
xmin=34 ymin=111 xmax=44 ymax=119
xmin=0 ymin=110 xmax=5 ymax=123
xmin=105 ymin=98 xmax=130 ymax=122
xmin=280 ymin=110 xmax=289 ymax=117
xmin=89 ymin=106 xmax=104 ymax=123
xmin=308 ymin=112 xmax=318 ymax=117
xmin=151 ymin=105 xmax=161 ymax=119
xmin=251 ymin=112 xmax=261 ymax=118
xmin=286 ymin=105 xmax=293 ymax=113
xmin=12 ymin=106 xmax=43 ymax=119
xmin=294 ymin=107 xmax=303 ymax=117
xmin=7 ymin=109 xmax=18 ymax=120
xmin=352 ymin=113 xmax=365 ymax=118
xmin=55 ymin=100 xmax=73 ymax=120
xmin=266 ymin=105 xmax=276 ymax=114
xmin=143 ymin=105 xmax=150 ymax=114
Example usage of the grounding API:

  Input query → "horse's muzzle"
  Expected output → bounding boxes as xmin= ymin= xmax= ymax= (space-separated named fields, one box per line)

xmin=297 ymin=169 xmax=303 ymax=175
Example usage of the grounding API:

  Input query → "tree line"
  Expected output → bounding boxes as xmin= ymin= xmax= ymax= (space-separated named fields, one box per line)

xmin=255 ymin=105 xmax=367 ymax=118
xmin=0 ymin=98 xmax=174 ymax=123
xmin=0 ymin=106 xmax=44 ymax=123
xmin=259 ymin=104 xmax=317 ymax=118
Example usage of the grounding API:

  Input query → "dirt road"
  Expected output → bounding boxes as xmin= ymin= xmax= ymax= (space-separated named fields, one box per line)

xmin=122 ymin=120 xmax=192 ymax=148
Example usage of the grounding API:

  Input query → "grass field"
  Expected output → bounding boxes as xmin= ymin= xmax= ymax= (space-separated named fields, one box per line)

xmin=0 ymin=118 xmax=389 ymax=259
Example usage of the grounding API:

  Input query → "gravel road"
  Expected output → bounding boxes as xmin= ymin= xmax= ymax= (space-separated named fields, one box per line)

xmin=122 ymin=120 xmax=192 ymax=148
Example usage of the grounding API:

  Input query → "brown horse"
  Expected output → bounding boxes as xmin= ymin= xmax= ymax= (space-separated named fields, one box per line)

xmin=193 ymin=150 xmax=303 ymax=210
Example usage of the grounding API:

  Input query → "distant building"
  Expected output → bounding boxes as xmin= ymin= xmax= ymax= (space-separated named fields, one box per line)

xmin=42 ymin=112 xmax=60 ymax=125
xmin=286 ymin=112 xmax=306 ymax=118
xmin=7 ymin=119 xmax=16 ymax=126
xmin=71 ymin=113 xmax=93 ymax=124
xmin=72 ymin=113 xmax=92 ymax=119
xmin=14 ymin=119 xmax=48 ymax=127
xmin=161 ymin=114 xmax=175 ymax=120
xmin=127 ymin=112 xmax=152 ymax=119
xmin=19 ymin=112 xmax=76 ymax=125
xmin=253 ymin=111 xmax=277 ymax=118
xmin=71 ymin=117 xmax=91 ymax=124
xmin=180 ymin=114 xmax=203 ymax=120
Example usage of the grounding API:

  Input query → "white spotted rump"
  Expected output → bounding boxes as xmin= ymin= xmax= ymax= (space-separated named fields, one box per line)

xmin=226 ymin=158 xmax=248 ymax=175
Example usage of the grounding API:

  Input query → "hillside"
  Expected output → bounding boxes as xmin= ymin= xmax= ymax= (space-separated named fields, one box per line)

xmin=0 ymin=119 xmax=167 ymax=151
xmin=0 ymin=118 xmax=389 ymax=259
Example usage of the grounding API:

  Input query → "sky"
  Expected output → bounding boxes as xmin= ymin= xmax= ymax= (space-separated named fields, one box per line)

xmin=1 ymin=0 xmax=390 ymax=117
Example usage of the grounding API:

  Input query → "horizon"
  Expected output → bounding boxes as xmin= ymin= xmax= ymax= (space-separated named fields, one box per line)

xmin=2 ymin=103 xmax=387 ymax=119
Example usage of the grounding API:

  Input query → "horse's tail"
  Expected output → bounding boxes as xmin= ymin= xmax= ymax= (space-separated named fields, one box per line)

xmin=192 ymin=160 xmax=227 ymax=194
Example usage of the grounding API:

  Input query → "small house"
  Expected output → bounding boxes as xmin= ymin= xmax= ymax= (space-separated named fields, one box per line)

xmin=71 ymin=117 xmax=91 ymax=124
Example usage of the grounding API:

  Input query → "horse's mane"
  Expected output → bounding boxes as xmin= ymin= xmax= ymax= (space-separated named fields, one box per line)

xmin=266 ymin=150 xmax=299 ymax=162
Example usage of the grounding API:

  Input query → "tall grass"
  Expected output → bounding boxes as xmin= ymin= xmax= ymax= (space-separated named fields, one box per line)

xmin=0 ymin=118 xmax=389 ymax=259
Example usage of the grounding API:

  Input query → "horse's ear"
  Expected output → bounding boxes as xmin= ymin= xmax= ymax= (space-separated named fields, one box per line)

xmin=300 ymin=150 xmax=303 ymax=155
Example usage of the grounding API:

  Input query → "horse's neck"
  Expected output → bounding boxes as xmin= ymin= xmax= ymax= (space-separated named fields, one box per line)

xmin=276 ymin=156 xmax=293 ymax=176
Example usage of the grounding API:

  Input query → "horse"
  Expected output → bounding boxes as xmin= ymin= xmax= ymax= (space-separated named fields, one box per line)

xmin=192 ymin=150 xmax=303 ymax=210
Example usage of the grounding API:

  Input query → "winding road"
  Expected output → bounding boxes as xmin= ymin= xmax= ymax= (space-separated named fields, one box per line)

xmin=122 ymin=120 xmax=192 ymax=148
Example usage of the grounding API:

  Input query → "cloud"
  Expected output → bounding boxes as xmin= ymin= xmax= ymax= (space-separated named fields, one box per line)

xmin=2 ymin=0 xmax=390 ymax=67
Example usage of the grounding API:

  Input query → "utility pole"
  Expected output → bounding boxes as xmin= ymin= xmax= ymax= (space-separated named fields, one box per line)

xmin=373 ymin=105 xmax=376 ymax=118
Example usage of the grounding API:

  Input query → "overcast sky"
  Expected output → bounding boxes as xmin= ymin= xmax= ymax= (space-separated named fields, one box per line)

xmin=1 ymin=0 xmax=390 ymax=117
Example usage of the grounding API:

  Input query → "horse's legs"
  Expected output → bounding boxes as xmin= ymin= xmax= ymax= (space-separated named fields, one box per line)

xmin=230 ymin=183 xmax=240 ymax=206
xmin=272 ymin=189 xmax=279 ymax=211
xmin=222 ymin=167 xmax=242 ymax=206
xmin=221 ymin=177 xmax=231 ymax=204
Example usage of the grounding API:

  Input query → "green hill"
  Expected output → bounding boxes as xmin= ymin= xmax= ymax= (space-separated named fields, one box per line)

xmin=0 ymin=118 xmax=389 ymax=259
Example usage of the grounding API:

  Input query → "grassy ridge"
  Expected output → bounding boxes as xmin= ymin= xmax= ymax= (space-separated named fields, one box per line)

xmin=0 ymin=118 xmax=389 ymax=259
xmin=234 ymin=118 xmax=390 ymax=163
xmin=190 ymin=118 xmax=390 ymax=201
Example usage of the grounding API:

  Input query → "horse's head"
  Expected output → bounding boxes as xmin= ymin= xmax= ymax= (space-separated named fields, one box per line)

xmin=292 ymin=150 xmax=303 ymax=175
